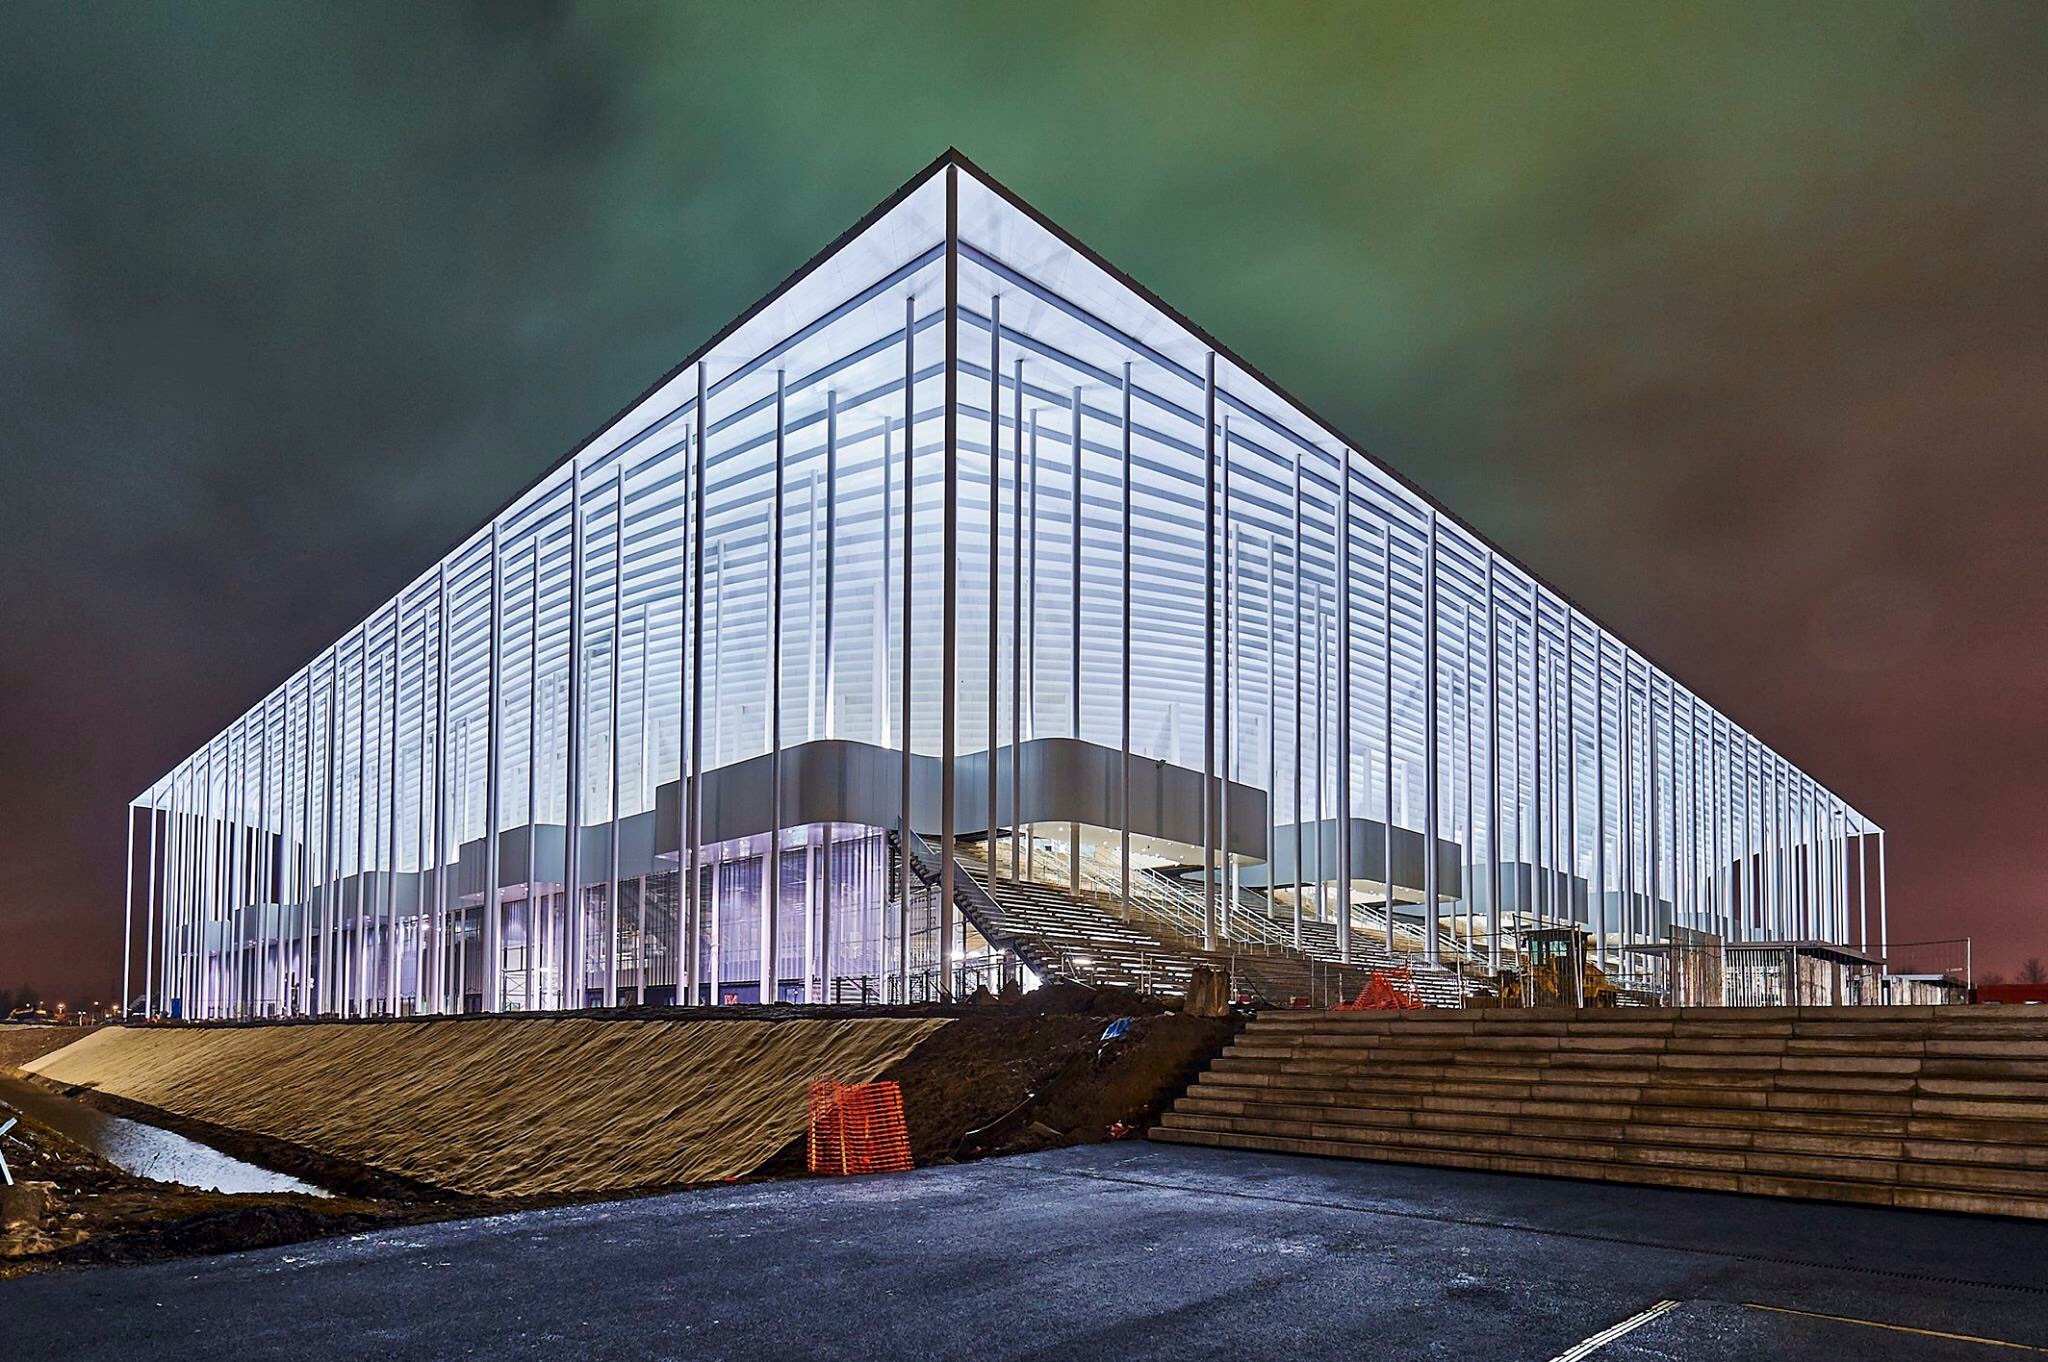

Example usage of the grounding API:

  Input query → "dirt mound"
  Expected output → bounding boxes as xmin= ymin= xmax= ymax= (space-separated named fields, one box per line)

xmin=6 ymin=991 xmax=1238 ymax=1275
xmin=867 ymin=985 xmax=1235 ymax=1166
xmin=28 ymin=1015 xmax=945 ymax=1197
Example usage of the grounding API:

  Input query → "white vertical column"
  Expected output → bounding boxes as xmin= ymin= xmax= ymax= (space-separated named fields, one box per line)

xmin=411 ymin=600 xmax=430 ymax=1014
xmin=689 ymin=371 xmax=708 ymax=1006
xmin=566 ymin=461 xmax=587 ymax=1006
xmin=200 ymin=741 xmax=216 ymax=1017
xmin=986 ymin=305 xmax=1001 ymax=902
xmin=1489 ymin=560 xmax=1504 ymax=969
xmin=122 ymin=803 xmax=137 ymax=1017
xmin=1380 ymin=531 xmax=1395 ymax=951
xmin=1335 ymin=452 xmax=1352 ymax=963
xmin=1264 ymin=531 xmax=1278 ymax=947
xmin=353 ymin=632 xmax=371 ymax=1016
xmin=709 ymin=541 xmax=727 ymax=994
xmin=1009 ymin=358 xmax=1024 ymax=885
xmin=264 ymin=696 xmax=280 ymax=1003
xmin=1565 ymin=614 xmax=1578 ymax=940
xmin=820 ymin=397 xmax=839 ymax=998
xmin=1423 ymin=510 xmax=1440 ymax=962
xmin=162 ymin=771 xmax=179 ymax=1015
xmin=141 ymin=794 xmax=158 ymax=1018
xmin=1877 ymin=828 xmax=1888 ymax=968
xmin=765 ymin=375 xmax=785 ymax=1005
xmin=1290 ymin=444 xmax=1304 ymax=948
xmin=983 ymin=303 xmax=999 ymax=897
xmin=1857 ymin=819 xmax=1869 ymax=952
xmin=1638 ymin=663 xmax=1654 ymax=942
xmin=382 ymin=613 xmax=400 ymax=1014
xmin=1118 ymin=362 xmax=1132 ymax=914
xmin=432 ymin=564 xmax=452 ymax=1013
xmin=675 ymin=425 xmax=693 ymax=1007
xmin=484 ymin=527 xmax=504 ymax=1012
xmin=609 ymin=467 xmax=628 ymax=1009
xmin=1200 ymin=350 xmax=1218 ymax=949
xmin=323 ymin=663 xmax=341 ymax=1012
xmin=1069 ymin=384 xmax=1084 ymax=894
xmin=939 ymin=164 xmax=960 ymax=997
xmin=300 ymin=672 xmax=315 ymax=1013
xmin=524 ymin=541 xmax=543 ymax=1012
xmin=898 ymin=294 xmax=914 ymax=997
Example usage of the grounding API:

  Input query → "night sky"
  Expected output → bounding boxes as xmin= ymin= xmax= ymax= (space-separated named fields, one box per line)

xmin=4 ymin=2 xmax=2044 ymax=1002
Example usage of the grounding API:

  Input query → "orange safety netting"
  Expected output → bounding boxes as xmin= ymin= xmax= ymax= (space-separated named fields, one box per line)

xmin=807 ymin=1078 xmax=914 ymax=1176
xmin=1333 ymin=968 xmax=1425 ymax=1011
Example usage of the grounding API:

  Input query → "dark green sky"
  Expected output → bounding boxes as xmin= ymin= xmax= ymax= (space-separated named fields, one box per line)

xmin=4 ymin=1 xmax=2044 ymax=998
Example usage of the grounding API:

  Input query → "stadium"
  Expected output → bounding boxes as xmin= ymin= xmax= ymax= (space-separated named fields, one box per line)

xmin=120 ymin=151 xmax=1887 ymax=1020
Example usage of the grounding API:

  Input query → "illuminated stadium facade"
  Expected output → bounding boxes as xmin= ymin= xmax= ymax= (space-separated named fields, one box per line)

xmin=121 ymin=153 xmax=1887 ymax=1018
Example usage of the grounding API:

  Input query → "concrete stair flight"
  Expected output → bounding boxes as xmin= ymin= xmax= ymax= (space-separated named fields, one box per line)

xmin=900 ymin=829 xmax=1478 ymax=1008
xmin=1151 ymin=1005 xmax=2048 ymax=1219
xmin=915 ymin=836 xmax=1405 ymax=1007
xmin=1284 ymin=918 xmax=1472 ymax=1008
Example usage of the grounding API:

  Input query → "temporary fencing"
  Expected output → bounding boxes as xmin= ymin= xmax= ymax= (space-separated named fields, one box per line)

xmin=1333 ymin=968 xmax=1425 ymax=1011
xmin=807 ymin=1077 xmax=914 ymax=1175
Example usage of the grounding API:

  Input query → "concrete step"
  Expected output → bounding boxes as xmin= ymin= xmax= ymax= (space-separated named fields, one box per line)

xmin=1154 ymin=1107 xmax=2048 ymax=1199
xmin=1155 ymin=1006 xmax=2048 ymax=1220
xmin=1146 ymin=1124 xmax=2048 ymax=1220
xmin=1166 ymin=1091 xmax=2048 ymax=1194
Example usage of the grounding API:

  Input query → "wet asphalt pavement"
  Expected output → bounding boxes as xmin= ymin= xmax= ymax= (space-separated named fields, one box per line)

xmin=5 ymin=1141 xmax=2046 ymax=1360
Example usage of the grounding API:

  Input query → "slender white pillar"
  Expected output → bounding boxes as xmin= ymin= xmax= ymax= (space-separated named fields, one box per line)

xmin=121 ymin=803 xmax=136 ymax=1017
xmin=609 ymin=467 xmax=628 ymax=1008
xmin=1380 ymin=532 xmax=1394 ymax=951
xmin=1200 ymin=350 xmax=1218 ymax=949
xmin=939 ymin=164 xmax=960 ymax=998
xmin=1119 ymin=362 xmax=1132 ymax=914
xmin=898 ymin=294 xmax=915 ymax=997
xmin=1335 ymin=451 xmax=1351 ymax=963
xmin=689 ymin=368 xmax=708 ymax=1005
xmin=765 ymin=374 xmax=785 ymax=1005
xmin=1423 ymin=510 xmax=1440 ymax=961
xmin=986 ymin=302 xmax=1002 ymax=895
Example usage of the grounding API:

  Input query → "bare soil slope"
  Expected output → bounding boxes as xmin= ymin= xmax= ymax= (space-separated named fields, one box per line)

xmin=0 ymin=1026 xmax=96 ymax=1073
xmin=27 ymin=1016 xmax=945 ymax=1197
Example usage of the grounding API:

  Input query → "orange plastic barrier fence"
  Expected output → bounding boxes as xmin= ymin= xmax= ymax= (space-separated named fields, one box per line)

xmin=1333 ymin=968 xmax=1424 ymax=1011
xmin=807 ymin=1078 xmax=914 ymax=1176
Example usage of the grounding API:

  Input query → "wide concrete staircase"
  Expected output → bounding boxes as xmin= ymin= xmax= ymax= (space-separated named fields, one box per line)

xmin=916 ymin=835 xmax=1403 ymax=1007
xmin=1287 ymin=918 xmax=1474 ymax=1008
xmin=1151 ymin=1006 xmax=2048 ymax=1218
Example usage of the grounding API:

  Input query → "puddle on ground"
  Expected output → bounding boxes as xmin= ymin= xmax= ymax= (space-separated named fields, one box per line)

xmin=0 ymin=1071 xmax=330 ymax=1197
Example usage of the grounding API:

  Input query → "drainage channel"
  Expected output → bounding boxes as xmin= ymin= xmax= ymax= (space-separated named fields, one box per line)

xmin=0 ymin=1072 xmax=329 ymax=1197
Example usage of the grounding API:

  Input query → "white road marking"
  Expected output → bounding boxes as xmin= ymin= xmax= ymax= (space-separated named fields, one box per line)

xmin=1545 ymin=1298 xmax=1682 ymax=1362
